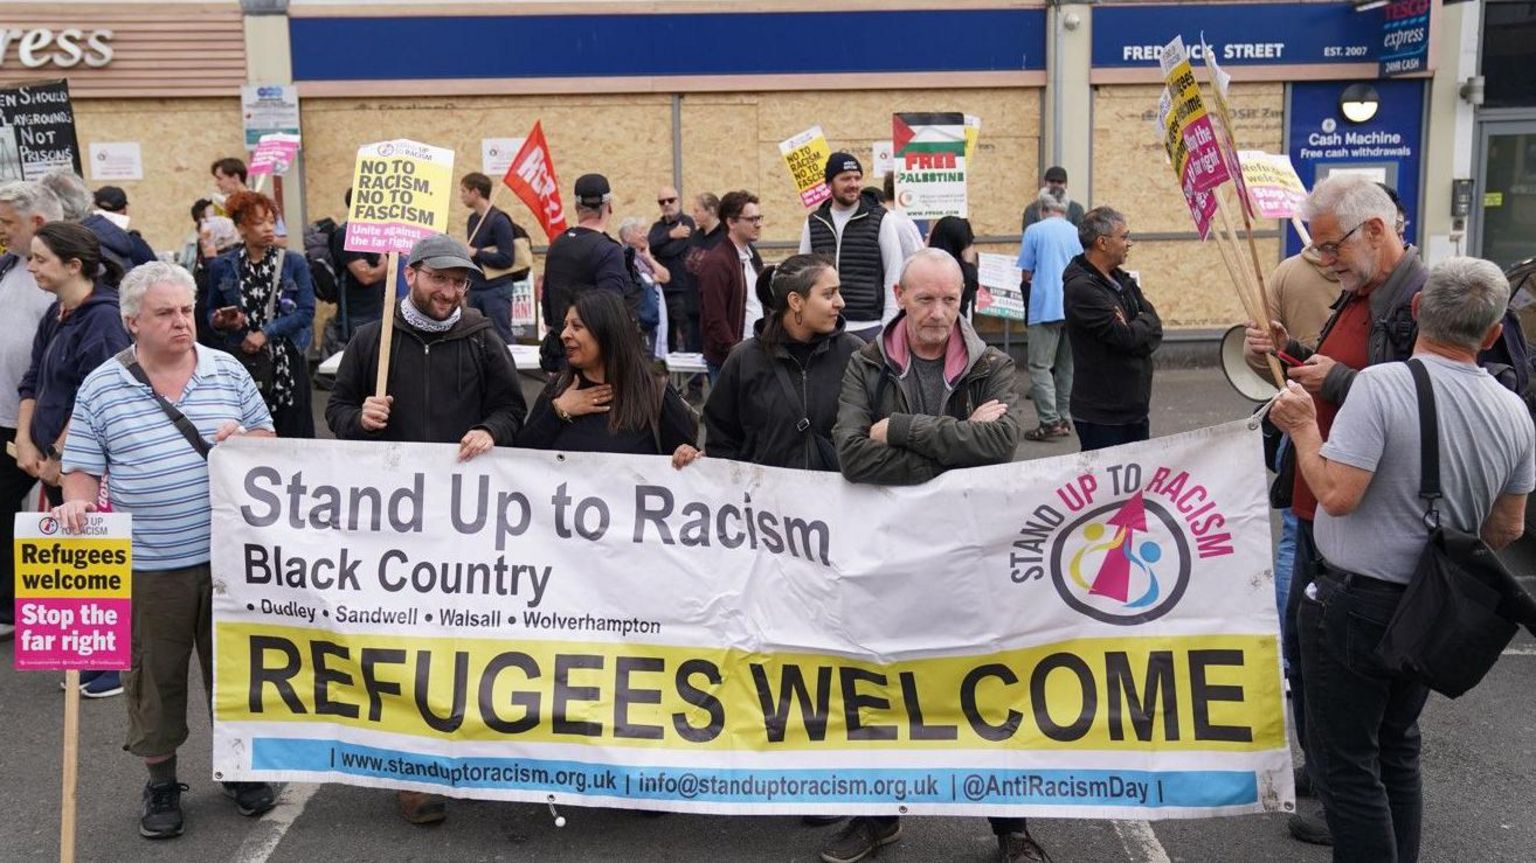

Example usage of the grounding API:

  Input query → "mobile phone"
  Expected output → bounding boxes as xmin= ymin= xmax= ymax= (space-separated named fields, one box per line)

xmin=1274 ymin=350 xmax=1303 ymax=368
xmin=216 ymin=305 xmax=240 ymax=316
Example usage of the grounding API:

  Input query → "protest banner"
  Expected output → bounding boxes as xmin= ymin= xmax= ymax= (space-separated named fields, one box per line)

xmin=14 ymin=511 xmax=132 ymax=863
xmin=893 ymin=113 xmax=968 ymax=219
xmin=343 ymin=138 xmax=455 ymax=396
xmin=209 ymin=427 xmax=1292 ymax=820
xmin=1155 ymin=88 xmax=1217 ymax=240
xmin=0 ymin=80 xmax=81 ymax=182
xmin=779 ymin=126 xmax=832 ymax=209
xmin=248 ymin=133 xmax=302 ymax=186
xmin=1238 ymin=151 xmax=1309 ymax=220
xmin=503 ymin=122 xmax=568 ymax=241
xmin=974 ymin=252 xmax=1025 ymax=321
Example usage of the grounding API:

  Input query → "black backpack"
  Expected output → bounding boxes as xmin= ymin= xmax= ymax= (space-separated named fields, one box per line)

xmin=305 ymin=218 xmax=341 ymax=303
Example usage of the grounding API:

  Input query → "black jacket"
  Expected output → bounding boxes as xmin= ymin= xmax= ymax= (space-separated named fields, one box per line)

xmin=518 ymin=376 xmax=697 ymax=455
xmin=648 ymin=215 xmax=697 ymax=297
xmin=704 ymin=320 xmax=862 ymax=470
xmin=325 ymin=303 xmax=527 ymax=445
xmin=1063 ymin=255 xmax=1162 ymax=425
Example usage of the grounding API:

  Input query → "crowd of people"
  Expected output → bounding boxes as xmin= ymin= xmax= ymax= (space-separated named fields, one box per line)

xmin=0 ymin=151 xmax=1528 ymax=863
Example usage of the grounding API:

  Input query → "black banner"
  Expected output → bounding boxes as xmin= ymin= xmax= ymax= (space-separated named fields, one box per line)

xmin=0 ymin=79 xmax=81 ymax=182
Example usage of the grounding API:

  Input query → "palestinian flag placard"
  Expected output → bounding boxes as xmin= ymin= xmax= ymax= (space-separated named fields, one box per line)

xmin=892 ymin=112 xmax=968 ymax=219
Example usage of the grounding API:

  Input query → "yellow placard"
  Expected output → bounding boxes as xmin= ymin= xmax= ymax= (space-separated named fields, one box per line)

xmin=779 ymin=126 xmax=833 ymax=209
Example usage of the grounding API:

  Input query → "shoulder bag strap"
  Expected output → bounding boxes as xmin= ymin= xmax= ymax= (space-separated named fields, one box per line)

xmin=115 ymin=348 xmax=212 ymax=460
xmin=1407 ymin=358 xmax=1442 ymax=525
xmin=265 ymin=248 xmax=285 ymax=325
xmin=766 ymin=353 xmax=811 ymax=433
xmin=466 ymin=206 xmax=497 ymax=247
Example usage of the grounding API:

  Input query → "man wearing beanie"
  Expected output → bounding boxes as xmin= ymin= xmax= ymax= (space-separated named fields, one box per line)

xmin=799 ymin=152 xmax=904 ymax=342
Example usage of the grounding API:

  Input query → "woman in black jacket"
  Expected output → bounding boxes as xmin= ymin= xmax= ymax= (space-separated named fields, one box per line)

xmin=518 ymin=290 xmax=699 ymax=462
xmin=703 ymin=254 xmax=861 ymax=471
xmin=928 ymin=216 xmax=980 ymax=318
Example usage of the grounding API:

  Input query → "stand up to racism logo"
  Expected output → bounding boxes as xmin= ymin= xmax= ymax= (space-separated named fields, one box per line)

xmin=1009 ymin=462 xmax=1237 ymax=625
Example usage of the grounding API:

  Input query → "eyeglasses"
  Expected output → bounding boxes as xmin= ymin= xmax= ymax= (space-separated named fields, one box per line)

xmin=737 ymin=215 xmax=764 ymax=225
xmin=416 ymin=267 xmax=470 ymax=292
xmin=1309 ymin=222 xmax=1364 ymax=258
xmin=657 ymin=197 xmax=677 ymax=205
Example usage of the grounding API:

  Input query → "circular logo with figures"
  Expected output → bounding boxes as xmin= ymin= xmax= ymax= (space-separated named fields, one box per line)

xmin=1050 ymin=492 xmax=1192 ymax=625
xmin=377 ymin=142 xmax=397 ymax=157
xmin=38 ymin=516 xmax=59 ymax=535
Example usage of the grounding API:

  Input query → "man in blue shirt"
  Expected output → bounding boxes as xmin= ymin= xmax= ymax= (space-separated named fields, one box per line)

xmin=1017 ymin=190 xmax=1083 ymax=442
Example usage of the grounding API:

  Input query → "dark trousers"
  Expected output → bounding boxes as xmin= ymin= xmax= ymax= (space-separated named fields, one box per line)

xmin=664 ymin=292 xmax=693 ymax=354
xmin=1287 ymin=518 xmax=1318 ymax=789
xmin=869 ymin=815 xmax=1025 ymax=836
xmin=271 ymin=366 xmax=315 ymax=439
xmin=1073 ymin=418 xmax=1150 ymax=451
xmin=468 ymin=281 xmax=516 ymax=345
xmin=0 ymin=426 xmax=36 ymax=625
xmin=1299 ymin=571 xmax=1430 ymax=863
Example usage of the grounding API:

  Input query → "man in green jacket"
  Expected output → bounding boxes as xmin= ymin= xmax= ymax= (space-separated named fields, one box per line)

xmin=827 ymin=249 xmax=1043 ymax=863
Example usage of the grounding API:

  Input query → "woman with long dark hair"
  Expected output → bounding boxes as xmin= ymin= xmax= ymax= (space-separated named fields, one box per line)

xmin=208 ymin=190 xmax=315 ymax=437
xmin=928 ymin=216 xmax=980 ymax=318
xmin=518 ymin=290 xmax=699 ymax=462
xmin=704 ymin=254 xmax=859 ymax=470
xmin=16 ymin=221 xmax=132 ymax=698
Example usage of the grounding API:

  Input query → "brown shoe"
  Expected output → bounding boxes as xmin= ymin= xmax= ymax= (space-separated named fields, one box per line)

xmin=396 ymin=790 xmax=447 ymax=825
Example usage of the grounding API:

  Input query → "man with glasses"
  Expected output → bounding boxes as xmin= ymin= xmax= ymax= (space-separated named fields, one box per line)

xmin=697 ymin=189 xmax=764 ymax=381
xmin=1062 ymin=206 xmax=1162 ymax=451
xmin=648 ymin=185 xmax=698 ymax=353
xmin=1243 ymin=174 xmax=1425 ymax=849
xmin=325 ymin=234 xmax=527 ymax=825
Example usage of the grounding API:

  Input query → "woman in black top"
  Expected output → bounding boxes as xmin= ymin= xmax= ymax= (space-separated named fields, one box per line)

xmin=703 ymin=254 xmax=860 ymax=471
xmin=928 ymin=216 xmax=980 ymax=318
xmin=519 ymin=290 xmax=699 ymax=463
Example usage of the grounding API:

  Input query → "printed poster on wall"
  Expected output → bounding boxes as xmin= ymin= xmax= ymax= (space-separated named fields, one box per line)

xmin=892 ymin=113 xmax=968 ymax=219
xmin=88 ymin=142 xmax=143 ymax=181
xmin=209 ymin=429 xmax=1292 ymax=819
xmin=0 ymin=79 xmax=81 ymax=182
xmin=482 ymin=138 xmax=526 ymax=178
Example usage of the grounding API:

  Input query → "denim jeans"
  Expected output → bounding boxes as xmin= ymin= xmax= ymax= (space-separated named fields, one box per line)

xmin=1287 ymin=519 xmax=1318 ymax=787
xmin=1299 ymin=571 xmax=1430 ymax=863
xmin=467 ymin=281 xmax=516 ymax=344
xmin=1026 ymin=321 xmax=1073 ymax=425
xmin=1275 ymin=508 xmax=1298 ymax=661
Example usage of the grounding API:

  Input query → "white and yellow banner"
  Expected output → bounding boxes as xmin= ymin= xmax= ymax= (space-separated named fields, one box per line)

xmin=210 ymin=423 xmax=1291 ymax=819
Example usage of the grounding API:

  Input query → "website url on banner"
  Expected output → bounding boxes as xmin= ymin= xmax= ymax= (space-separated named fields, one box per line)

xmin=249 ymin=739 xmax=1259 ymax=808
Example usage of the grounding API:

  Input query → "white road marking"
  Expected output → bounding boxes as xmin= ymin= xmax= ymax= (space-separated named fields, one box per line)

xmin=1501 ymin=646 xmax=1536 ymax=656
xmin=1113 ymin=820 xmax=1173 ymax=863
xmin=232 ymin=782 xmax=321 ymax=863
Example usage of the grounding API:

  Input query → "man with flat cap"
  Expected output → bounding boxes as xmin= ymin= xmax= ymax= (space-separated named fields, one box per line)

xmin=800 ymin=152 xmax=904 ymax=342
xmin=539 ymin=172 xmax=641 ymax=369
xmin=325 ymin=232 xmax=527 ymax=824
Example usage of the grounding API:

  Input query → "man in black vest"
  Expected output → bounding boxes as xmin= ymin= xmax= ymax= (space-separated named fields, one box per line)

xmin=799 ymin=152 xmax=904 ymax=342
xmin=539 ymin=173 xmax=635 ymax=370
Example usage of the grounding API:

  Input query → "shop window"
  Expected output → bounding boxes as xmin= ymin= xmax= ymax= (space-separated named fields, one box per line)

xmin=1484 ymin=1 xmax=1536 ymax=108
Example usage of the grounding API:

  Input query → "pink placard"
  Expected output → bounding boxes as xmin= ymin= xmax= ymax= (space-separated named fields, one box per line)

xmin=12 ymin=598 xmax=131 ymax=671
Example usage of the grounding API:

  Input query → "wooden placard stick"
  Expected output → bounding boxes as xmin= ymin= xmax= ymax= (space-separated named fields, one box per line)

xmin=1213 ymin=191 xmax=1286 ymax=387
xmin=373 ymin=252 xmax=399 ymax=398
xmin=59 ymin=670 xmax=80 ymax=863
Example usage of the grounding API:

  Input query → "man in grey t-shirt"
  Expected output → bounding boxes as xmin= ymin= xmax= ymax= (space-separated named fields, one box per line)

xmin=1270 ymin=257 xmax=1533 ymax=862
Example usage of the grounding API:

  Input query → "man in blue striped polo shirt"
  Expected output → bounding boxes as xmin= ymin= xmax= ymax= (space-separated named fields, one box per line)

xmin=53 ymin=261 xmax=278 ymax=841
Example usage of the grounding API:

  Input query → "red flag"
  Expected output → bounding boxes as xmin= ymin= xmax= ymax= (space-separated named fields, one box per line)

xmin=502 ymin=122 xmax=568 ymax=240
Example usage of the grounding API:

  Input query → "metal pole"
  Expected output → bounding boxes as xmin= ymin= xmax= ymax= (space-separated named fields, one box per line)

xmin=1050 ymin=0 xmax=1063 ymax=167
xmin=671 ymin=94 xmax=684 ymax=193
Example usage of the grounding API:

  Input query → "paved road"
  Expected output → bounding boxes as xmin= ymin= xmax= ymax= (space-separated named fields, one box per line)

xmin=3 ymin=367 xmax=1533 ymax=862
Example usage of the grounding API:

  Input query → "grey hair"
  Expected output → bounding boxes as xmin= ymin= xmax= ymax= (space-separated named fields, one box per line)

xmin=616 ymin=217 xmax=646 ymax=244
xmin=1417 ymin=257 xmax=1510 ymax=352
xmin=1037 ymin=187 xmax=1068 ymax=216
xmin=898 ymin=246 xmax=964 ymax=289
xmin=0 ymin=181 xmax=63 ymax=222
xmin=120 ymin=262 xmax=196 ymax=321
xmin=1300 ymin=174 xmax=1397 ymax=234
xmin=37 ymin=170 xmax=93 ymax=221
xmin=1079 ymin=206 xmax=1125 ymax=249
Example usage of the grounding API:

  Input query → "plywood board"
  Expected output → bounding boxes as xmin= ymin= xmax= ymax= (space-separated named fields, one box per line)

xmin=74 ymin=97 xmax=245 ymax=255
xmin=1121 ymin=236 xmax=1283 ymax=329
xmin=300 ymin=94 xmax=676 ymax=242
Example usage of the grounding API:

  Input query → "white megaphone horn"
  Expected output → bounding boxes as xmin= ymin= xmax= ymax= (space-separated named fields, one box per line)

xmin=1219 ymin=324 xmax=1280 ymax=402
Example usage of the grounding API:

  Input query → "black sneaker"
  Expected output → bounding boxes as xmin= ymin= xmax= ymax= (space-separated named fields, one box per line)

xmin=819 ymin=816 xmax=901 ymax=863
xmin=140 ymin=781 xmax=188 ymax=839
xmin=803 ymin=814 xmax=847 ymax=826
xmin=223 ymin=782 xmax=278 ymax=817
xmin=999 ymin=829 xmax=1054 ymax=863
xmin=1287 ymin=811 xmax=1333 ymax=845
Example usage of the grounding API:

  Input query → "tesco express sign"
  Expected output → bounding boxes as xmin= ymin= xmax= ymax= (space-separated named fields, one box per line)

xmin=0 ymin=27 xmax=114 ymax=69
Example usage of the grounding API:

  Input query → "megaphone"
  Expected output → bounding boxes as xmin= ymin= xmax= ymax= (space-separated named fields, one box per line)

xmin=1219 ymin=324 xmax=1280 ymax=402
